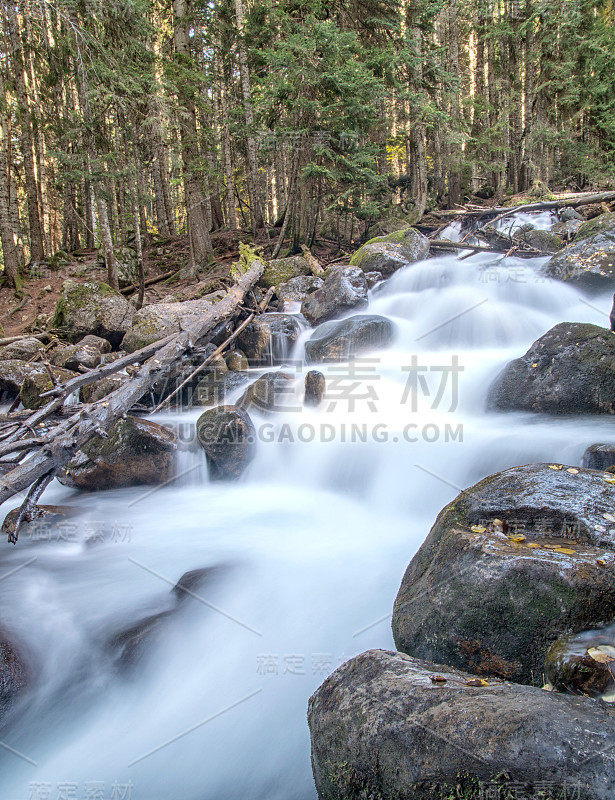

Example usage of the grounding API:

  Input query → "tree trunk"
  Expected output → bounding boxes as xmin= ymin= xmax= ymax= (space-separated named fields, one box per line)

xmin=0 ymin=114 xmax=21 ymax=289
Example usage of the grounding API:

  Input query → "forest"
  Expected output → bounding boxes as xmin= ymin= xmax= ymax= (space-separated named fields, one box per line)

xmin=1 ymin=0 xmax=614 ymax=291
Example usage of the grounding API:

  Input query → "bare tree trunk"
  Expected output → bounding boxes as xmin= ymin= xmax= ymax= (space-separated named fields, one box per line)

xmin=407 ymin=1 xmax=428 ymax=221
xmin=447 ymin=0 xmax=463 ymax=207
xmin=0 ymin=113 xmax=21 ymax=289
xmin=172 ymin=0 xmax=213 ymax=275
xmin=234 ymin=0 xmax=264 ymax=232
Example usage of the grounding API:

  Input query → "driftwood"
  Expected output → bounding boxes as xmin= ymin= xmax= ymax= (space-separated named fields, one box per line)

xmin=0 ymin=333 xmax=50 ymax=347
xmin=0 ymin=259 xmax=266 ymax=540
xmin=483 ymin=190 xmax=615 ymax=229
xmin=429 ymin=239 xmax=542 ymax=258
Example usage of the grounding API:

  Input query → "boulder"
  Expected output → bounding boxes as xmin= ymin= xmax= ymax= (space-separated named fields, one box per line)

xmin=21 ymin=365 xmax=79 ymax=410
xmin=545 ymin=212 xmax=615 ymax=285
xmin=59 ymin=417 xmax=177 ymax=490
xmin=237 ymin=372 xmax=296 ymax=414
xmin=236 ymin=313 xmax=303 ymax=365
xmin=258 ymin=256 xmax=312 ymax=289
xmin=113 ymin=245 xmax=140 ymax=288
xmin=392 ymin=463 xmax=615 ymax=685
xmin=349 ymin=227 xmax=430 ymax=277
xmin=52 ymin=281 xmax=134 ymax=346
xmin=516 ymin=227 xmax=563 ymax=253
xmin=545 ymin=624 xmax=615 ymax=698
xmin=121 ymin=291 xmax=226 ymax=352
xmin=305 ymin=315 xmax=395 ymax=364
xmin=194 ymin=370 xmax=251 ymax=407
xmin=80 ymin=374 xmax=126 ymax=404
xmin=0 ymin=360 xmax=47 ymax=399
xmin=276 ymin=276 xmax=324 ymax=310
xmin=225 ymin=350 xmax=249 ymax=371
xmin=581 ymin=444 xmax=615 ymax=472
xmin=0 ymin=337 xmax=43 ymax=361
xmin=50 ymin=342 xmax=103 ymax=371
xmin=0 ymin=630 xmax=28 ymax=718
xmin=551 ymin=219 xmax=583 ymax=239
xmin=364 ymin=271 xmax=383 ymax=288
xmin=488 ymin=322 xmax=615 ymax=414
xmin=301 ymin=267 xmax=368 ymax=327
xmin=365 ymin=206 xmax=421 ymax=239
xmin=77 ymin=335 xmax=111 ymax=354
xmin=196 ymin=405 xmax=256 ymax=480
xmin=304 ymin=370 xmax=326 ymax=406
xmin=611 ymin=293 xmax=615 ymax=331
xmin=560 ymin=207 xmax=584 ymax=222
xmin=308 ymin=649 xmax=615 ymax=800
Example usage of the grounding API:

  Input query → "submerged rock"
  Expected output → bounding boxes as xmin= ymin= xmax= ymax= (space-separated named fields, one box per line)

xmin=237 ymin=313 xmax=303 ymax=365
xmin=545 ymin=624 xmax=615 ymax=698
xmin=52 ymin=281 xmax=134 ymax=346
xmin=0 ymin=630 xmax=28 ymax=719
xmin=225 ymin=350 xmax=249 ymax=371
xmin=194 ymin=370 xmax=251 ymax=407
xmin=304 ymin=371 xmax=326 ymax=406
xmin=196 ymin=405 xmax=256 ymax=480
xmin=59 ymin=417 xmax=177 ymax=490
xmin=392 ymin=463 xmax=615 ymax=685
xmin=488 ymin=322 xmax=615 ymax=414
xmin=305 ymin=315 xmax=395 ymax=363
xmin=237 ymin=372 xmax=296 ymax=414
xmin=349 ymin=227 xmax=430 ymax=277
xmin=301 ymin=267 xmax=368 ymax=326
xmin=308 ymin=649 xmax=615 ymax=800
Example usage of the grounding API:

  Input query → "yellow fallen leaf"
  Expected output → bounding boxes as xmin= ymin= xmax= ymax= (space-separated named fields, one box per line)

xmin=471 ymin=525 xmax=486 ymax=533
xmin=587 ymin=647 xmax=615 ymax=664
xmin=549 ymin=464 xmax=563 ymax=470
xmin=465 ymin=678 xmax=489 ymax=687
xmin=601 ymin=690 xmax=615 ymax=703
xmin=597 ymin=559 xmax=607 ymax=566
xmin=553 ymin=547 xmax=576 ymax=555
xmin=532 ymin=363 xmax=538 ymax=368
xmin=566 ymin=468 xmax=579 ymax=474
xmin=509 ymin=535 xmax=526 ymax=542
xmin=605 ymin=476 xmax=615 ymax=484
xmin=527 ymin=543 xmax=540 ymax=549
xmin=429 ymin=675 xmax=447 ymax=683
xmin=603 ymin=513 xmax=615 ymax=523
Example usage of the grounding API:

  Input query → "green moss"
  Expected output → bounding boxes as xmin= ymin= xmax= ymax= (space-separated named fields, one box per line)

xmin=575 ymin=212 xmax=615 ymax=241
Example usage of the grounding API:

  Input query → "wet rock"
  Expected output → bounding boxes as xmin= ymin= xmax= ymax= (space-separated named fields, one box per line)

xmin=52 ymin=281 xmax=134 ymax=347
xmin=225 ymin=350 xmax=249 ymax=371
xmin=77 ymin=335 xmax=112 ymax=354
xmin=551 ymin=219 xmax=583 ymax=238
xmin=560 ymin=207 xmax=584 ymax=222
xmin=392 ymin=463 xmax=615 ymax=685
xmin=21 ymin=366 xmax=79 ymax=410
xmin=237 ymin=314 xmax=303 ymax=365
xmin=308 ymin=649 xmax=615 ymax=800
xmin=0 ymin=337 xmax=43 ymax=361
xmin=305 ymin=315 xmax=395 ymax=364
xmin=304 ymin=371 xmax=326 ymax=406
xmin=276 ymin=276 xmax=324 ymax=310
xmin=80 ymin=374 xmax=126 ymax=404
xmin=364 ymin=271 xmax=383 ymax=288
xmin=488 ymin=322 xmax=615 ymax=414
xmin=581 ymin=444 xmax=615 ymax=472
xmin=0 ymin=360 xmax=47 ymax=399
xmin=545 ymin=212 xmax=615 ymax=286
xmin=121 ymin=291 xmax=226 ymax=352
xmin=194 ymin=370 xmax=251 ymax=407
xmin=301 ymin=267 xmax=368 ymax=327
xmin=258 ymin=255 xmax=312 ymax=289
xmin=545 ymin=624 xmax=615 ymax=698
xmin=237 ymin=372 xmax=296 ymax=414
xmin=0 ymin=630 xmax=28 ymax=718
xmin=59 ymin=417 xmax=177 ymax=490
xmin=112 ymin=245 xmax=140 ymax=288
xmin=516 ymin=227 xmax=563 ymax=253
xmin=196 ymin=405 xmax=256 ymax=480
xmin=349 ymin=227 xmax=430 ymax=277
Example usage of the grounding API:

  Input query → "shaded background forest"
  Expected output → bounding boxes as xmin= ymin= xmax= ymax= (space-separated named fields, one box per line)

xmin=1 ymin=0 xmax=614 ymax=289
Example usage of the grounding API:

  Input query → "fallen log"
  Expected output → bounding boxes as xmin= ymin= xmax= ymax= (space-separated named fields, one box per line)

xmin=120 ymin=269 xmax=177 ymax=296
xmin=429 ymin=239 xmax=542 ymax=257
xmin=0 ymin=258 xmax=266 ymax=539
xmin=482 ymin=191 xmax=615 ymax=229
xmin=0 ymin=333 xmax=51 ymax=347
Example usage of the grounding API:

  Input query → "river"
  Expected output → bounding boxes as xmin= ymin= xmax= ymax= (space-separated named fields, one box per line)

xmin=0 ymin=212 xmax=613 ymax=800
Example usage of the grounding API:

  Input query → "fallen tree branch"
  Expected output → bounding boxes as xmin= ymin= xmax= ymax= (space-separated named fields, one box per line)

xmin=482 ymin=191 xmax=615 ymax=230
xmin=0 ymin=259 xmax=266 ymax=525
xmin=429 ymin=239 xmax=542 ymax=257
xmin=120 ymin=269 xmax=177 ymax=296
xmin=0 ymin=333 xmax=51 ymax=347
xmin=4 ymin=470 xmax=55 ymax=544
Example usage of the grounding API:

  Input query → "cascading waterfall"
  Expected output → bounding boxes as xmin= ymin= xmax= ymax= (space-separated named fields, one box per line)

xmin=1 ymin=212 xmax=613 ymax=800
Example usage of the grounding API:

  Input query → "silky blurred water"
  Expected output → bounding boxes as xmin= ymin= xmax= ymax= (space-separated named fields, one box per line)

xmin=0 ymin=212 xmax=614 ymax=800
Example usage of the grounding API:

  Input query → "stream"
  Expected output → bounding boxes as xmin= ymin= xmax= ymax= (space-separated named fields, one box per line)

xmin=1 ymin=212 xmax=614 ymax=800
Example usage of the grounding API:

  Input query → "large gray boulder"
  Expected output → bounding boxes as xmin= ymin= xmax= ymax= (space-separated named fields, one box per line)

xmin=59 ymin=417 xmax=177 ymax=490
xmin=0 ymin=337 xmax=43 ymax=361
xmin=305 ymin=315 xmax=395 ymax=363
xmin=392 ymin=463 xmax=615 ymax=685
xmin=350 ymin=227 xmax=430 ymax=277
xmin=301 ymin=267 xmax=368 ymax=327
xmin=308 ymin=649 xmax=615 ymax=800
xmin=582 ymin=444 xmax=615 ymax=472
xmin=0 ymin=360 xmax=48 ymax=399
xmin=121 ymin=291 xmax=226 ymax=352
xmin=21 ymin=365 xmax=78 ymax=410
xmin=276 ymin=276 xmax=324 ymax=310
xmin=196 ymin=405 xmax=256 ymax=480
xmin=236 ymin=313 xmax=303 ymax=365
xmin=545 ymin=211 xmax=615 ymax=285
xmin=488 ymin=322 xmax=615 ymax=414
xmin=258 ymin=256 xmax=312 ymax=289
xmin=52 ymin=281 xmax=134 ymax=346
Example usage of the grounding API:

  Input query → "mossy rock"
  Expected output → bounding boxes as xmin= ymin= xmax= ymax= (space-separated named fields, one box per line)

xmin=258 ymin=256 xmax=312 ymax=289
xmin=516 ymin=227 xmax=563 ymax=253
xmin=196 ymin=405 xmax=256 ymax=480
xmin=350 ymin=227 xmax=429 ymax=277
xmin=574 ymin=211 xmax=615 ymax=242
xmin=52 ymin=281 xmax=134 ymax=346
xmin=21 ymin=366 xmax=79 ymax=410
xmin=392 ymin=463 xmax=615 ymax=686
